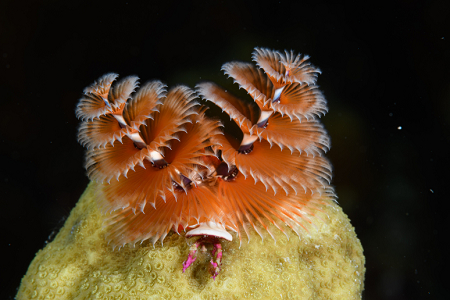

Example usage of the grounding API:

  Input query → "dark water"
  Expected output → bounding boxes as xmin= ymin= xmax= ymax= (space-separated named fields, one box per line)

xmin=1 ymin=1 xmax=448 ymax=299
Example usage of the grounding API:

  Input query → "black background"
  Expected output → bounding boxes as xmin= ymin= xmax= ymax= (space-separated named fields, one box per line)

xmin=1 ymin=0 xmax=449 ymax=299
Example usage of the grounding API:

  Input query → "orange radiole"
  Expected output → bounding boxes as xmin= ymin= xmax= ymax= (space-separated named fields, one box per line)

xmin=76 ymin=47 xmax=335 ymax=278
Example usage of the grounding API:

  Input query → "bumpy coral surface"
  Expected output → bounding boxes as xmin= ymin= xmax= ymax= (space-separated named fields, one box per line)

xmin=16 ymin=183 xmax=365 ymax=300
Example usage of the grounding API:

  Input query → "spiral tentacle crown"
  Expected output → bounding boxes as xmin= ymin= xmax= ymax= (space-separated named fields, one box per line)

xmin=76 ymin=47 xmax=336 ymax=249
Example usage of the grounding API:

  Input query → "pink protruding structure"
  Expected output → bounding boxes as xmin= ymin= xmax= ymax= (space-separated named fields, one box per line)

xmin=182 ymin=242 xmax=199 ymax=272
xmin=182 ymin=237 xmax=224 ymax=279
xmin=210 ymin=243 xmax=223 ymax=280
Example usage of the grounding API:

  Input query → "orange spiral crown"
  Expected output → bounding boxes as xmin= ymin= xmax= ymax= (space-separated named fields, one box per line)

xmin=76 ymin=47 xmax=335 ymax=248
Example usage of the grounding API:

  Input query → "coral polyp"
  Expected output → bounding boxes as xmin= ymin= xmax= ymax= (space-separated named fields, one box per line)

xmin=75 ymin=47 xmax=335 ymax=278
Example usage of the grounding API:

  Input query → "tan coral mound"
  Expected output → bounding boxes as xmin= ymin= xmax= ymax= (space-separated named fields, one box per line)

xmin=17 ymin=183 xmax=365 ymax=300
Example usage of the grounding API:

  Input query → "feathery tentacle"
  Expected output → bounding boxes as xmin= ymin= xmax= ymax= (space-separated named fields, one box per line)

xmin=252 ymin=47 xmax=320 ymax=87
xmin=140 ymin=85 xmax=199 ymax=153
xmin=104 ymin=183 xmax=227 ymax=246
xmin=222 ymin=62 xmax=274 ymax=110
xmin=100 ymin=111 xmax=222 ymax=213
xmin=85 ymin=135 xmax=150 ymax=184
xmin=278 ymin=49 xmax=321 ymax=85
xmin=77 ymin=112 xmax=129 ymax=149
xmin=271 ymin=82 xmax=328 ymax=121
xmin=123 ymin=80 xmax=167 ymax=131
xmin=197 ymin=82 xmax=257 ymax=133
xmin=107 ymin=76 xmax=139 ymax=109
xmin=76 ymin=73 xmax=119 ymax=121
xmin=255 ymin=112 xmax=331 ymax=155
xmin=212 ymin=134 xmax=333 ymax=195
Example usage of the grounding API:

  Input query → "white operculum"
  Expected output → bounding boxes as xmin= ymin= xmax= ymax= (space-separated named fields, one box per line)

xmin=186 ymin=221 xmax=233 ymax=241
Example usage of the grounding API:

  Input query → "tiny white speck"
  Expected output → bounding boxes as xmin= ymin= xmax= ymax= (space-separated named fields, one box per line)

xmin=397 ymin=126 xmax=402 ymax=130
xmin=430 ymin=189 xmax=434 ymax=193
